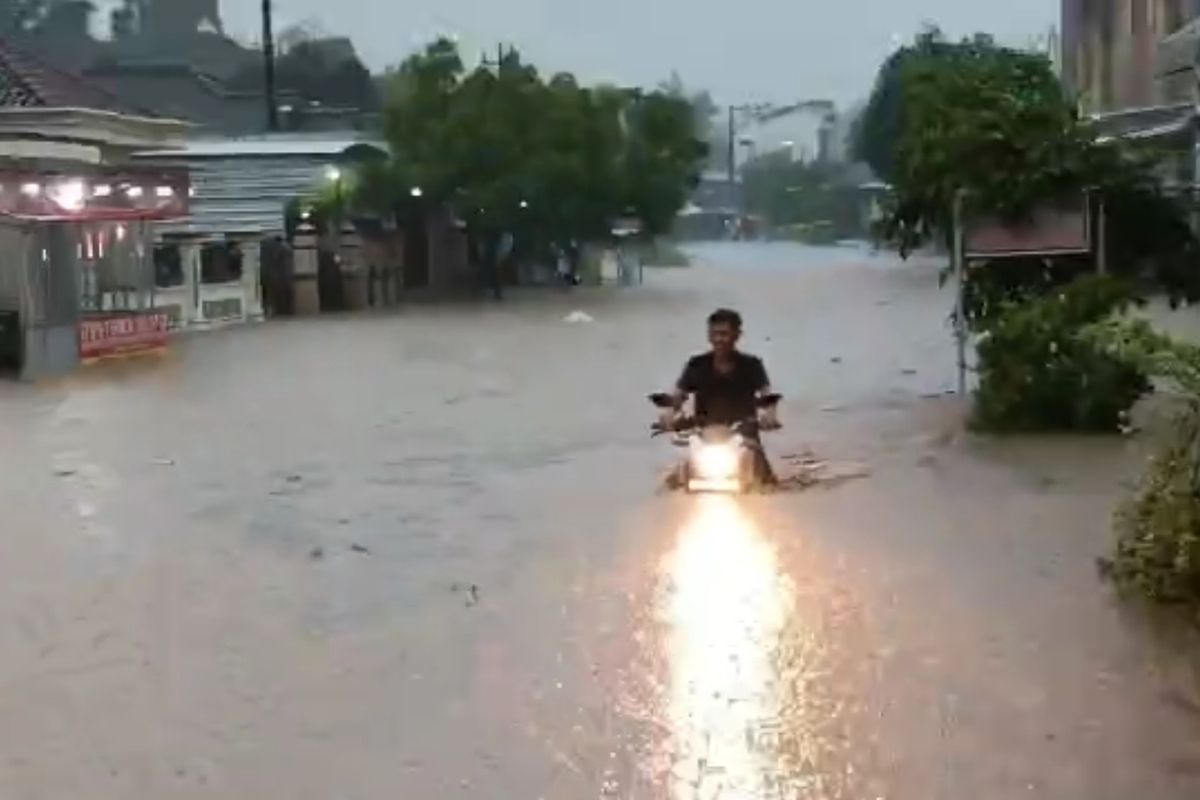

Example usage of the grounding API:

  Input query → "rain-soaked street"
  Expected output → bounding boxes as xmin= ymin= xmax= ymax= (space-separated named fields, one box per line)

xmin=2 ymin=242 xmax=1199 ymax=799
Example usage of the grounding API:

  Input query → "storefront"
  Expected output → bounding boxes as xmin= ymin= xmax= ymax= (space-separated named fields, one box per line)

xmin=0 ymin=165 xmax=189 ymax=379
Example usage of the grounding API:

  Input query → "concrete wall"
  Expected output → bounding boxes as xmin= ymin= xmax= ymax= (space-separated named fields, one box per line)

xmin=1063 ymin=0 xmax=1200 ymax=113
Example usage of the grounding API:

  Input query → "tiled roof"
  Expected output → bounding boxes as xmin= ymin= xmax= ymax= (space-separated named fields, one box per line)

xmin=0 ymin=35 xmax=154 ymax=115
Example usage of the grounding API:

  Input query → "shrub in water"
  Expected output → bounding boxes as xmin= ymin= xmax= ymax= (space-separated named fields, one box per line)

xmin=972 ymin=275 xmax=1151 ymax=432
xmin=1086 ymin=318 xmax=1200 ymax=609
xmin=1110 ymin=404 xmax=1200 ymax=605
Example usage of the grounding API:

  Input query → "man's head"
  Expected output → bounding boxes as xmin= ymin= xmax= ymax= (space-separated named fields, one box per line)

xmin=707 ymin=308 xmax=742 ymax=356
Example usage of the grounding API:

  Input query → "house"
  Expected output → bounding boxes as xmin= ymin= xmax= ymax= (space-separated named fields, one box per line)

xmin=130 ymin=133 xmax=386 ymax=324
xmin=0 ymin=36 xmax=191 ymax=379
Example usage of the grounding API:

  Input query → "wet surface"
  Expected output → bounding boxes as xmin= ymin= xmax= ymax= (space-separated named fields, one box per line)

xmin=1 ymin=242 xmax=1198 ymax=798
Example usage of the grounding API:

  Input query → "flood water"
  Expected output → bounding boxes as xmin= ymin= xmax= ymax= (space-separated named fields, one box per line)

xmin=1 ymin=242 xmax=1198 ymax=799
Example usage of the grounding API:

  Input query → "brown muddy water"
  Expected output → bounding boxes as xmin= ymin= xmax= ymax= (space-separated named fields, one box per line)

xmin=1 ymin=242 xmax=1197 ymax=799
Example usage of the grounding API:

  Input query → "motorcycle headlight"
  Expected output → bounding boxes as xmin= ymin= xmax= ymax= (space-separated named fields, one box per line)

xmin=694 ymin=444 xmax=740 ymax=479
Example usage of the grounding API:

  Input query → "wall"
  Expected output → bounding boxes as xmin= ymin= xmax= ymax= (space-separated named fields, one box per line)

xmin=1063 ymin=0 xmax=1200 ymax=112
xmin=144 ymin=154 xmax=334 ymax=236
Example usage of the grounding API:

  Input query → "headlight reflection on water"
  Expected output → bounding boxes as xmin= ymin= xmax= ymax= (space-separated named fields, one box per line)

xmin=658 ymin=495 xmax=797 ymax=798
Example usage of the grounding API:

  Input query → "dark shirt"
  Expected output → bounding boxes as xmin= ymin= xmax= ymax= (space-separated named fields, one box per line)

xmin=677 ymin=351 xmax=770 ymax=425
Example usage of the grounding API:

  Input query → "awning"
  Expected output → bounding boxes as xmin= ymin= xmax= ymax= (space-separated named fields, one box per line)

xmin=1096 ymin=115 xmax=1194 ymax=144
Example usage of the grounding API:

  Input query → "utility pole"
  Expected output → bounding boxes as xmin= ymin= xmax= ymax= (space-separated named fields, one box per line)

xmin=481 ymin=43 xmax=509 ymax=71
xmin=262 ymin=0 xmax=278 ymax=131
xmin=726 ymin=105 xmax=736 ymax=208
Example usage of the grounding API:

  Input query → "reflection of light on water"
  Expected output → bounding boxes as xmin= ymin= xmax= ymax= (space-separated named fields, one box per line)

xmin=660 ymin=495 xmax=795 ymax=798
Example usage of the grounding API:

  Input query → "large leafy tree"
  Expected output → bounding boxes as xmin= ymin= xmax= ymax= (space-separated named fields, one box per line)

xmin=228 ymin=35 xmax=380 ymax=111
xmin=852 ymin=29 xmax=1028 ymax=183
xmin=351 ymin=39 xmax=705 ymax=292
xmin=864 ymin=27 xmax=1198 ymax=304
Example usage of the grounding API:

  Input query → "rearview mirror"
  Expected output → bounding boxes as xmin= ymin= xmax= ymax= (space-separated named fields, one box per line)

xmin=648 ymin=393 xmax=675 ymax=408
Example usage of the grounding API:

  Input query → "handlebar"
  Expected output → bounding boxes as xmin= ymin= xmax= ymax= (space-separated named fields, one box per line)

xmin=651 ymin=415 xmax=779 ymax=437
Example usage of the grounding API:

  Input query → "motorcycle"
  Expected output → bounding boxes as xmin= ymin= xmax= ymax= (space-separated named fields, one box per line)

xmin=649 ymin=392 xmax=782 ymax=494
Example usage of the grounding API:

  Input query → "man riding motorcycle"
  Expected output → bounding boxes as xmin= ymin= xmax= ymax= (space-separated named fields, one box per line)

xmin=662 ymin=308 xmax=780 ymax=488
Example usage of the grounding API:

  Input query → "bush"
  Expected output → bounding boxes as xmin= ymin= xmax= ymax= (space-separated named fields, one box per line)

xmin=1109 ymin=404 xmax=1200 ymax=605
xmin=1086 ymin=318 xmax=1200 ymax=609
xmin=972 ymin=275 xmax=1151 ymax=432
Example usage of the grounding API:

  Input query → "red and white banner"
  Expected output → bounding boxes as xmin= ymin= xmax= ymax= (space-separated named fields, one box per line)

xmin=78 ymin=312 xmax=169 ymax=359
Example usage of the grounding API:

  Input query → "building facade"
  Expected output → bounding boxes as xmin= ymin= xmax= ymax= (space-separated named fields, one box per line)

xmin=1062 ymin=0 xmax=1200 ymax=112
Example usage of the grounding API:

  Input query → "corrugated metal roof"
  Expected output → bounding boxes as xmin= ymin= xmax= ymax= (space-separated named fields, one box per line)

xmin=137 ymin=154 xmax=345 ymax=236
xmin=134 ymin=133 xmax=387 ymax=158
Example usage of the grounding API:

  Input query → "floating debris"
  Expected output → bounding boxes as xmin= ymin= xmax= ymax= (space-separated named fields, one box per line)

xmin=309 ymin=546 xmax=324 ymax=560
xmin=151 ymin=458 xmax=176 ymax=467
xmin=563 ymin=310 xmax=594 ymax=324
xmin=349 ymin=543 xmax=371 ymax=555
xmin=776 ymin=451 xmax=871 ymax=492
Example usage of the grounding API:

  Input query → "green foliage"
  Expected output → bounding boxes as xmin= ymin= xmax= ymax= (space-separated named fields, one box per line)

xmin=862 ymin=28 xmax=1199 ymax=303
xmin=873 ymin=29 xmax=1093 ymax=254
xmin=1110 ymin=405 xmax=1200 ymax=606
xmin=228 ymin=37 xmax=380 ymax=111
xmin=1085 ymin=317 xmax=1200 ymax=398
xmin=972 ymin=276 xmax=1151 ymax=432
xmin=741 ymin=152 xmax=865 ymax=239
xmin=955 ymin=256 xmax=1093 ymax=333
xmin=356 ymin=39 xmax=705 ymax=256
xmin=1086 ymin=319 xmax=1200 ymax=606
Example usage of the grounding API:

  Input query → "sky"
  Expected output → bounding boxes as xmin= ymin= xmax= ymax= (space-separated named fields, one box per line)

xmin=210 ymin=0 xmax=1055 ymax=108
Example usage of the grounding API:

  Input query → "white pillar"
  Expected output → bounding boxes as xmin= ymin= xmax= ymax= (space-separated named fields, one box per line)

xmin=229 ymin=231 xmax=264 ymax=321
xmin=292 ymin=222 xmax=321 ymax=315
xmin=179 ymin=237 xmax=202 ymax=326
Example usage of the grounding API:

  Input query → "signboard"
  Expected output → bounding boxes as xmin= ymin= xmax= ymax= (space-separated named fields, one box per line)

xmin=78 ymin=312 xmax=169 ymax=360
xmin=965 ymin=199 xmax=1092 ymax=258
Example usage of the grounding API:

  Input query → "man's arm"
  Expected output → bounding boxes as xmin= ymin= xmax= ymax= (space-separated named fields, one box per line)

xmin=671 ymin=357 xmax=700 ymax=410
xmin=751 ymin=356 xmax=772 ymax=395
xmin=753 ymin=357 xmax=781 ymax=428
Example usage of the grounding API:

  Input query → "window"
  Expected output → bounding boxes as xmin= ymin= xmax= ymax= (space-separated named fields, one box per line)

xmin=78 ymin=223 xmax=141 ymax=312
xmin=200 ymin=241 xmax=243 ymax=284
xmin=154 ymin=243 xmax=183 ymax=288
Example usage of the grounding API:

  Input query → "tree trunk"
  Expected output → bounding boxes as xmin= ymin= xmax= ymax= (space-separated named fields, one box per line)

xmin=481 ymin=232 xmax=503 ymax=300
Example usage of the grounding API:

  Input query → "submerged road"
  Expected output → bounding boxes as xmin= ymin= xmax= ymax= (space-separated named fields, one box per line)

xmin=1 ymin=242 xmax=1198 ymax=799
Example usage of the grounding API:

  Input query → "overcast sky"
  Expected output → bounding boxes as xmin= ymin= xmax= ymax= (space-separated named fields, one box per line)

xmin=215 ymin=0 xmax=1054 ymax=107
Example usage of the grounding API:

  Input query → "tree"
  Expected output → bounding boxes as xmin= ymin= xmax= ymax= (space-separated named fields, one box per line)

xmin=741 ymin=153 xmax=863 ymax=239
xmin=227 ymin=34 xmax=380 ymax=111
xmin=352 ymin=39 xmax=705 ymax=295
xmin=859 ymin=28 xmax=1198 ymax=433
xmin=853 ymin=28 xmax=1019 ymax=183
xmin=867 ymin=27 xmax=1198 ymax=303
xmin=619 ymin=89 xmax=709 ymax=236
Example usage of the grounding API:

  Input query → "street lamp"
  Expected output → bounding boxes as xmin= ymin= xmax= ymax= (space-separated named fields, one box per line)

xmin=410 ymin=186 xmax=424 ymax=198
